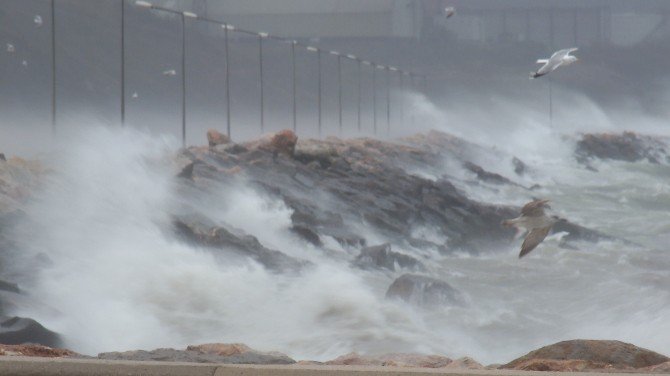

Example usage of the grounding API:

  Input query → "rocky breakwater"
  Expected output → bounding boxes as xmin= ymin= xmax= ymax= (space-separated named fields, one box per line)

xmin=170 ymin=129 xmax=618 ymax=316
xmin=0 ymin=156 xmax=62 ymax=348
xmin=177 ymin=129 xmax=606 ymax=257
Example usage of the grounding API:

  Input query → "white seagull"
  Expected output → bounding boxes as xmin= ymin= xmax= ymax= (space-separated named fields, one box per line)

xmin=502 ymin=199 xmax=561 ymax=258
xmin=444 ymin=7 xmax=456 ymax=19
xmin=530 ymin=48 xmax=578 ymax=79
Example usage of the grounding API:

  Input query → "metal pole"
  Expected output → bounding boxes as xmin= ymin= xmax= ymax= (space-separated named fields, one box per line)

xmin=317 ymin=49 xmax=322 ymax=137
xmin=224 ymin=25 xmax=231 ymax=138
xmin=121 ymin=0 xmax=125 ymax=126
xmin=386 ymin=68 xmax=390 ymax=135
xmin=291 ymin=41 xmax=296 ymax=132
xmin=357 ymin=60 xmax=362 ymax=133
xmin=259 ymin=35 xmax=264 ymax=133
xmin=372 ymin=66 xmax=377 ymax=135
xmin=549 ymin=77 xmax=553 ymax=128
xmin=399 ymin=72 xmax=404 ymax=128
xmin=181 ymin=12 xmax=186 ymax=147
xmin=51 ymin=0 xmax=56 ymax=133
xmin=337 ymin=55 xmax=342 ymax=134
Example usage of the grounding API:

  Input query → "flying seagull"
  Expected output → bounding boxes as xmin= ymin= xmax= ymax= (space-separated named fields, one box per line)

xmin=530 ymin=48 xmax=578 ymax=79
xmin=444 ymin=7 xmax=456 ymax=19
xmin=502 ymin=199 xmax=560 ymax=258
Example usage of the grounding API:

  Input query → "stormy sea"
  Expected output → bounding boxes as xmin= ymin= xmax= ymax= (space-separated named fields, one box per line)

xmin=0 ymin=92 xmax=669 ymax=367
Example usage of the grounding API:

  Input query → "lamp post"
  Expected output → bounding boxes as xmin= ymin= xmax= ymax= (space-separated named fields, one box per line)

xmin=258 ymin=33 xmax=268 ymax=133
xmin=224 ymin=24 xmax=232 ymax=138
xmin=121 ymin=0 xmax=126 ymax=126
xmin=134 ymin=1 xmax=194 ymax=147
xmin=51 ymin=0 xmax=56 ymax=133
xmin=291 ymin=40 xmax=297 ymax=132
xmin=331 ymin=51 xmax=342 ymax=134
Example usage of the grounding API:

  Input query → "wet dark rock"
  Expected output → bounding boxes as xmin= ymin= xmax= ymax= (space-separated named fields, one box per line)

xmin=173 ymin=213 xmax=308 ymax=273
xmin=463 ymin=161 xmax=516 ymax=185
xmin=0 ymin=280 xmax=20 ymax=294
xmin=353 ymin=243 xmax=424 ymax=272
xmin=575 ymin=131 xmax=670 ymax=164
xmin=290 ymin=225 xmax=322 ymax=246
xmin=501 ymin=339 xmax=669 ymax=370
xmin=0 ymin=316 xmax=62 ymax=348
xmin=98 ymin=344 xmax=295 ymax=364
xmin=176 ymin=161 xmax=195 ymax=180
xmin=385 ymin=274 xmax=465 ymax=307
xmin=512 ymin=157 xmax=527 ymax=176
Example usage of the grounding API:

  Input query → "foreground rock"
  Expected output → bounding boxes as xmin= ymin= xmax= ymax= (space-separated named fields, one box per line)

xmin=501 ymin=339 xmax=669 ymax=371
xmin=576 ymin=132 xmax=670 ymax=165
xmin=0 ymin=344 xmax=77 ymax=357
xmin=324 ymin=352 xmax=452 ymax=368
xmin=385 ymin=274 xmax=465 ymax=307
xmin=98 ymin=343 xmax=295 ymax=364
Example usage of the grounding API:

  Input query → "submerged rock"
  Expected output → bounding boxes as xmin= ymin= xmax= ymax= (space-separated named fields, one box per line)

xmin=353 ymin=243 xmax=424 ymax=272
xmin=501 ymin=339 xmax=669 ymax=370
xmin=385 ymin=274 xmax=465 ymax=307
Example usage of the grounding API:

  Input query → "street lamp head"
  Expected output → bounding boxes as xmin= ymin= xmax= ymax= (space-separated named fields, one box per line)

xmin=182 ymin=11 xmax=197 ymax=18
xmin=134 ymin=1 xmax=153 ymax=8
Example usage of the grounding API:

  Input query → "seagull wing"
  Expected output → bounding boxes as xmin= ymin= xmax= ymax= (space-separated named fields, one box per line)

xmin=519 ymin=226 xmax=552 ymax=258
xmin=520 ymin=199 xmax=550 ymax=217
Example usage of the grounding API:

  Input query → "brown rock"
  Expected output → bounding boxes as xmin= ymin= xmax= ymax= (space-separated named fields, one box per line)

xmin=0 ymin=344 xmax=77 ymax=358
xmin=324 ymin=352 xmax=452 ymax=368
xmin=270 ymin=129 xmax=298 ymax=157
xmin=207 ymin=129 xmax=230 ymax=147
xmin=501 ymin=339 xmax=669 ymax=370
xmin=186 ymin=343 xmax=252 ymax=356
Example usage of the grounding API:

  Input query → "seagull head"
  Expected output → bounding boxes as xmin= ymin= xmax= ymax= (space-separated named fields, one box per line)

xmin=564 ymin=55 xmax=578 ymax=65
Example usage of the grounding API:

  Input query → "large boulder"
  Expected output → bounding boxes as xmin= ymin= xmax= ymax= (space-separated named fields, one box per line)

xmin=270 ymin=130 xmax=298 ymax=157
xmin=385 ymin=274 xmax=465 ymax=307
xmin=324 ymin=352 xmax=452 ymax=368
xmin=353 ymin=243 xmax=424 ymax=272
xmin=99 ymin=344 xmax=295 ymax=364
xmin=501 ymin=340 xmax=669 ymax=370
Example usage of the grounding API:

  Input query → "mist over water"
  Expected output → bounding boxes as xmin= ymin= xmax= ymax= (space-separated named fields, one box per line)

xmin=3 ymin=87 xmax=668 ymax=365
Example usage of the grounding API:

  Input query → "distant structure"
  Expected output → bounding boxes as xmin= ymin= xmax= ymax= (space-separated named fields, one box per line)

xmin=160 ymin=0 xmax=670 ymax=46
